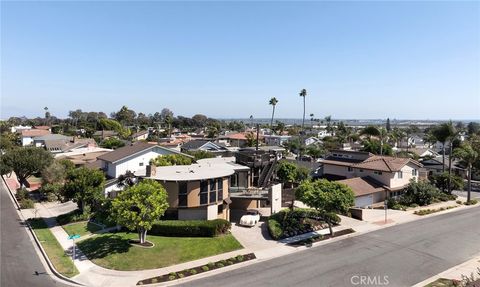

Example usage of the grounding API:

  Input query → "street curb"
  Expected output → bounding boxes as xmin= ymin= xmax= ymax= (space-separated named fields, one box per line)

xmin=1 ymin=175 xmax=83 ymax=286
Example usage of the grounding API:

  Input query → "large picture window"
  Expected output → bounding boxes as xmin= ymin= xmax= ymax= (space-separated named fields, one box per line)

xmin=217 ymin=178 xmax=223 ymax=201
xmin=209 ymin=179 xmax=217 ymax=203
xmin=178 ymin=182 xmax=187 ymax=207
xmin=200 ymin=180 xmax=208 ymax=205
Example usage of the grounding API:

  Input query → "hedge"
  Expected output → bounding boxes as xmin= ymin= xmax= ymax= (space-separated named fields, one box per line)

xmin=149 ymin=219 xmax=231 ymax=237
xmin=267 ymin=219 xmax=283 ymax=240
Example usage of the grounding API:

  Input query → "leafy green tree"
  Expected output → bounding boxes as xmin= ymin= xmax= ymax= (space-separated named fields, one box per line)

xmin=150 ymin=154 xmax=192 ymax=166
xmin=453 ymin=142 xmax=479 ymax=202
xmin=276 ymin=161 xmax=298 ymax=187
xmin=269 ymin=97 xmax=279 ymax=131
xmin=430 ymin=172 xmax=464 ymax=192
xmin=245 ymin=132 xmax=257 ymax=147
xmin=42 ymin=161 xmax=68 ymax=184
xmin=361 ymin=139 xmax=393 ymax=156
xmin=296 ymin=166 xmax=310 ymax=182
xmin=0 ymin=147 xmax=53 ymax=187
xmin=64 ymin=167 xmax=105 ymax=212
xmin=111 ymin=105 xmax=137 ymax=127
xmin=100 ymin=138 xmax=125 ymax=149
xmin=186 ymin=150 xmax=215 ymax=160
xmin=306 ymin=145 xmax=325 ymax=160
xmin=111 ymin=179 xmax=169 ymax=244
xmin=295 ymin=179 xmax=354 ymax=234
xmin=402 ymin=179 xmax=439 ymax=206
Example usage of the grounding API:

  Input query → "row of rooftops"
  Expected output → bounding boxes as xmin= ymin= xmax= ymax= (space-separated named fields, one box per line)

xmin=320 ymin=150 xmax=423 ymax=173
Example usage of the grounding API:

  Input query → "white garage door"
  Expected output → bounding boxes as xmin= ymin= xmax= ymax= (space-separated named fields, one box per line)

xmin=355 ymin=194 xmax=373 ymax=208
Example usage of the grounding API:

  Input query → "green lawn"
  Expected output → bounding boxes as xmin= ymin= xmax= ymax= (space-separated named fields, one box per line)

xmin=62 ymin=221 xmax=103 ymax=237
xmin=77 ymin=232 xmax=243 ymax=270
xmin=28 ymin=218 xmax=79 ymax=278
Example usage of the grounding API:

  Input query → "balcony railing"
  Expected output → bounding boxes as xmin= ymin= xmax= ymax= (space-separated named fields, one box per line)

xmin=229 ymin=186 xmax=269 ymax=198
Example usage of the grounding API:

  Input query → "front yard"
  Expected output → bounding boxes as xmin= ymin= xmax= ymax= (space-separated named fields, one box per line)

xmin=76 ymin=232 xmax=243 ymax=270
xmin=62 ymin=221 xmax=103 ymax=237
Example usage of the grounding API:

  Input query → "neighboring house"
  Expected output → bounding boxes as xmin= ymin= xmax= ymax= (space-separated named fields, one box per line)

xmin=218 ymin=132 xmax=255 ymax=148
xmin=320 ymin=150 xmax=424 ymax=208
xmin=55 ymin=147 xmax=113 ymax=166
xmin=421 ymin=156 xmax=466 ymax=178
xmin=131 ymin=130 xmax=149 ymax=142
xmin=33 ymin=134 xmax=97 ymax=154
xmin=263 ymin=135 xmax=291 ymax=146
xmin=93 ymin=130 xmax=118 ymax=140
xmin=304 ymin=137 xmax=322 ymax=146
xmin=20 ymin=129 xmax=51 ymax=146
xmin=11 ymin=125 xmax=32 ymax=133
xmin=317 ymin=129 xmax=333 ymax=139
xmin=97 ymin=141 xmax=191 ymax=179
xmin=180 ymin=140 xmax=229 ymax=154
xmin=409 ymin=148 xmax=439 ymax=158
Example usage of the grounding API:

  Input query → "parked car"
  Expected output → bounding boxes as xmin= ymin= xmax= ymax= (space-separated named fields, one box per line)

xmin=239 ymin=210 xmax=261 ymax=227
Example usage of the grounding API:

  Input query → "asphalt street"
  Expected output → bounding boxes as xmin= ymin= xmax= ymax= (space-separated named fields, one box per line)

xmin=0 ymin=181 xmax=67 ymax=287
xmin=180 ymin=207 xmax=480 ymax=287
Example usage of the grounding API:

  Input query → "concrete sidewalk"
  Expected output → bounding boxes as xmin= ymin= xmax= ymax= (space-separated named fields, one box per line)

xmin=412 ymin=254 xmax=480 ymax=287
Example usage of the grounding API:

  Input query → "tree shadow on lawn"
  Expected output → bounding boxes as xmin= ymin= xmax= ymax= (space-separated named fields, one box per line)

xmin=77 ymin=234 xmax=131 ymax=259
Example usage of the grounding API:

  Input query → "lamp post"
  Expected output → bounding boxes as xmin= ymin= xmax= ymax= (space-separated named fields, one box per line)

xmin=68 ymin=234 xmax=81 ymax=261
xmin=384 ymin=200 xmax=388 ymax=223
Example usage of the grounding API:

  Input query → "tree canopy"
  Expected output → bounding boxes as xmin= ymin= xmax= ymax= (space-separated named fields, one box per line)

xmin=64 ymin=167 xmax=105 ymax=212
xmin=149 ymin=154 xmax=192 ymax=166
xmin=295 ymin=179 xmax=354 ymax=234
xmin=0 ymin=147 xmax=53 ymax=187
xmin=111 ymin=179 xmax=169 ymax=244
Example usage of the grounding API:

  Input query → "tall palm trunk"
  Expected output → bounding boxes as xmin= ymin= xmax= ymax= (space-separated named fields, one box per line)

xmin=270 ymin=105 xmax=276 ymax=132
xmin=448 ymin=142 xmax=453 ymax=193
xmin=467 ymin=164 xmax=472 ymax=202
xmin=302 ymin=96 xmax=305 ymax=130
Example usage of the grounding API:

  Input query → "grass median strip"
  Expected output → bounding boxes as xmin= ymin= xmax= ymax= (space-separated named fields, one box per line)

xmin=62 ymin=221 xmax=102 ymax=237
xmin=28 ymin=218 xmax=79 ymax=278
xmin=77 ymin=232 xmax=243 ymax=271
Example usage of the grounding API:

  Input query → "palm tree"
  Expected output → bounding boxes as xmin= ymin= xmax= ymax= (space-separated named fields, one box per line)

xmin=269 ymin=97 xmax=278 ymax=132
xmin=299 ymin=89 xmax=307 ymax=130
xmin=432 ymin=123 xmax=455 ymax=173
xmin=453 ymin=142 xmax=478 ymax=202
xmin=298 ymin=89 xmax=307 ymax=160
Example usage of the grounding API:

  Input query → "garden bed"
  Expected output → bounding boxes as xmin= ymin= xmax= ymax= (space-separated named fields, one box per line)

xmin=288 ymin=228 xmax=356 ymax=247
xmin=414 ymin=206 xmax=457 ymax=216
xmin=136 ymin=253 xmax=256 ymax=285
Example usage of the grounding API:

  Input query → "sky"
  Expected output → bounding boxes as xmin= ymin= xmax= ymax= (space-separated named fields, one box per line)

xmin=1 ymin=1 xmax=479 ymax=120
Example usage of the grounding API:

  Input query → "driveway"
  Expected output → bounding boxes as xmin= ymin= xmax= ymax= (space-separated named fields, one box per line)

xmin=230 ymin=209 xmax=279 ymax=251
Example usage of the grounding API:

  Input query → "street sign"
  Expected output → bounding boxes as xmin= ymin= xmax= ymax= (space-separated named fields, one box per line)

xmin=68 ymin=234 xmax=80 ymax=240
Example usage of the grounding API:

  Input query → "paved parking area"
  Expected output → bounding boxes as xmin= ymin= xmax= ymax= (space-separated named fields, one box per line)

xmin=230 ymin=221 xmax=280 ymax=251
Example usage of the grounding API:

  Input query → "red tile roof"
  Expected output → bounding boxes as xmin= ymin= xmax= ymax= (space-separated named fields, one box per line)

xmin=21 ymin=129 xmax=50 ymax=137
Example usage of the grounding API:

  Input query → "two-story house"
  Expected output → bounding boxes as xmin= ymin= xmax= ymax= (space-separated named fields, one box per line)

xmin=320 ymin=150 xmax=424 ymax=208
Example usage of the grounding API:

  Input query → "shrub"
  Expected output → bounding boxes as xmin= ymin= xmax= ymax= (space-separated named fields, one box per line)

xmin=151 ymin=278 xmax=157 ymax=283
xmin=20 ymin=198 xmax=34 ymax=209
xmin=465 ymin=199 xmax=478 ymax=206
xmin=178 ymin=273 xmax=185 ymax=278
xmin=268 ymin=219 xmax=283 ymax=240
xmin=208 ymin=262 xmax=215 ymax=268
xmin=226 ymin=260 xmax=233 ymax=265
xmin=40 ymin=183 xmax=63 ymax=202
xmin=201 ymin=266 xmax=209 ymax=271
xmin=456 ymin=200 xmax=463 ymax=204
xmin=216 ymin=263 xmax=224 ymax=268
xmin=16 ymin=188 xmax=30 ymax=201
xmin=236 ymin=255 xmax=244 ymax=261
xmin=57 ymin=209 xmax=91 ymax=225
xmin=189 ymin=269 xmax=197 ymax=275
xmin=168 ymin=275 xmax=176 ymax=281
xmin=149 ymin=219 xmax=231 ymax=237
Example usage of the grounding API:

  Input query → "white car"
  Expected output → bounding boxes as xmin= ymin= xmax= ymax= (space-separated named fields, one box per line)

xmin=239 ymin=210 xmax=261 ymax=227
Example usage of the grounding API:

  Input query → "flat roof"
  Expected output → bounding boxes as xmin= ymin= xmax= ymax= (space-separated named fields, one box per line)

xmin=145 ymin=164 xmax=236 ymax=181
xmin=196 ymin=157 xmax=250 ymax=171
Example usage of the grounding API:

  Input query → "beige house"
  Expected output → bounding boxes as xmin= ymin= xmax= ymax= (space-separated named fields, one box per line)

xmin=320 ymin=150 xmax=424 ymax=208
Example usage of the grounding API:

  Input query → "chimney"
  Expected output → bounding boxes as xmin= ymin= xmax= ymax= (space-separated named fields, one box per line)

xmin=146 ymin=165 xmax=157 ymax=177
